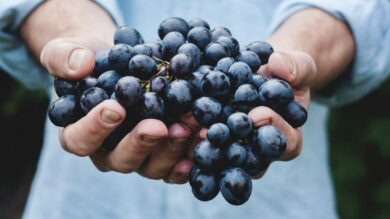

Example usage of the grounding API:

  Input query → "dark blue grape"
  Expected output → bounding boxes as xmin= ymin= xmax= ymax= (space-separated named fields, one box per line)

xmin=211 ymin=26 xmax=232 ymax=42
xmin=54 ymin=77 xmax=80 ymax=97
xmin=162 ymin=31 xmax=186 ymax=59
xmin=279 ymin=101 xmax=308 ymax=128
xmin=48 ymin=95 xmax=82 ymax=127
xmin=150 ymin=76 xmax=168 ymax=96
xmin=193 ymin=140 xmax=223 ymax=171
xmin=79 ymin=76 xmax=98 ymax=92
xmin=94 ymin=49 xmax=111 ymax=76
xmin=170 ymin=53 xmax=195 ymax=78
xmin=145 ymin=42 xmax=164 ymax=59
xmin=158 ymin=17 xmax=190 ymax=39
xmin=115 ymin=76 xmax=144 ymax=108
xmin=187 ymin=27 xmax=211 ymax=50
xmin=252 ymin=74 xmax=268 ymax=89
xmin=141 ymin=92 xmax=165 ymax=119
xmin=192 ymin=97 xmax=222 ymax=127
xmin=189 ymin=166 xmax=219 ymax=201
xmin=253 ymin=125 xmax=286 ymax=159
xmin=220 ymin=167 xmax=252 ymax=205
xmin=214 ymin=57 xmax=235 ymax=73
xmin=203 ymin=42 xmax=230 ymax=66
xmin=80 ymin=87 xmax=109 ymax=113
xmin=244 ymin=146 xmax=263 ymax=177
xmin=178 ymin=43 xmax=201 ymax=67
xmin=188 ymin=18 xmax=210 ymax=30
xmin=225 ymin=142 xmax=247 ymax=167
xmin=246 ymin=41 xmax=274 ymax=64
xmin=108 ymin=44 xmax=134 ymax=72
xmin=227 ymin=62 xmax=253 ymax=90
xmin=207 ymin=123 xmax=230 ymax=146
xmin=128 ymin=54 xmax=157 ymax=80
xmin=227 ymin=112 xmax=253 ymax=139
xmin=114 ymin=26 xmax=144 ymax=46
xmin=188 ymin=72 xmax=205 ymax=98
xmin=235 ymin=51 xmax=261 ymax=72
xmin=220 ymin=105 xmax=235 ymax=123
xmin=97 ymin=70 xmax=121 ymax=95
xmin=200 ymin=71 xmax=231 ymax=102
xmin=164 ymin=79 xmax=193 ymax=114
xmin=196 ymin=65 xmax=214 ymax=74
xmin=234 ymin=84 xmax=259 ymax=113
xmin=132 ymin=44 xmax=153 ymax=56
xmin=216 ymin=36 xmax=239 ymax=57
xmin=258 ymin=79 xmax=294 ymax=110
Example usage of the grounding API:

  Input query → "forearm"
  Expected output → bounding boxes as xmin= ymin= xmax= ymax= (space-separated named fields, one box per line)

xmin=268 ymin=8 xmax=355 ymax=89
xmin=20 ymin=0 xmax=116 ymax=58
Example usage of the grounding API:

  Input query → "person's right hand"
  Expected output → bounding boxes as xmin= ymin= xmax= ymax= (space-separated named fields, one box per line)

xmin=41 ymin=37 xmax=200 ymax=184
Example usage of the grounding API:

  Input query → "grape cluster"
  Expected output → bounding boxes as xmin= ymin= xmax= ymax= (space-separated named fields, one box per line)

xmin=48 ymin=17 xmax=307 ymax=205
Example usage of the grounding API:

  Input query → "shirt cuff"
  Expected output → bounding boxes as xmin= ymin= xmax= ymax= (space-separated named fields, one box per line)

xmin=268 ymin=0 xmax=390 ymax=106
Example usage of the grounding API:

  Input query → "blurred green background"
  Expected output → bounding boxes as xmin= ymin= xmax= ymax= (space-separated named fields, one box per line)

xmin=0 ymin=70 xmax=389 ymax=219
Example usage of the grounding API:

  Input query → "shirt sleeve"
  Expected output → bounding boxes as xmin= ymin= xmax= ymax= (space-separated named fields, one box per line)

xmin=268 ymin=0 xmax=390 ymax=106
xmin=0 ymin=0 xmax=124 ymax=90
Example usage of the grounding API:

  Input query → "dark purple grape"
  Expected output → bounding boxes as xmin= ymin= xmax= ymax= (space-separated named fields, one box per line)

xmin=97 ymin=70 xmax=121 ymax=95
xmin=54 ymin=77 xmax=80 ymax=97
xmin=227 ymin=62 xmax=253 ymax=90
xmin=115 ymin=76 xmax=144 ymax=108
xmin=158 ymin=17 xmax=190 ymax=39
xmin=132 ymin=44 xmax=153 ymax=56
xmin=211 ymin=26 xmax=232 ymax=42
xmin=192 ymin=96 xmax=222 ymax=127
xmin=203 ymin=42 xmax=230 ymax=66
xmin=200 ymin=71 xmax=231 ymax=102
xmin=189 ymin=166 xmax=219 ymax=201
xmin=214 ymin=57 xmax=235 ymax=73
xmin=225 ymin=142 xmax=247 ymax=167
xmin=253 ymin=125 xmax=286 ymax=159
xmin=235 ymin=51 xmax=261 ymax=72
xmin=258 ymin=79 xmax=294 ymax=110
xmin=178 ymin=43 xmax=201 ymax=67
xmin=94 ymin=49 xmax=111 ymax=76
xmin=108 ymin=44 xmax=134 ymax=72
xmin=220 ymin=167 xmax=252 ymax=205
xmin=80 ymin=87 xmax=109 ymax=113
xmin=144 ymin=42 xmax=164 ymax=59
xmin=193 ymin=140 xmax=224 ymax=171
xmin=207 ymin=123 xmax=230 ymax=146
xmin=246 ymin=41 xmax=274 ymax=64
xmin=227 ymin=112 xmax=253 ymax=139
xmin=162 ymin=31 xmax=186 ymax=59
xmin=187 ymin=27 xmax=211 ymax=50
xmin=128 ymin=54 xmax=157 ymax=80
xmin=114 ymin=26 xmax=144 ymax=46
xmin=170 ymin=53 xmax=195 ymax=78
xmin=79 ymin=76 xmax=98 ymax=92
xmin=164 ymin=79 xmax=193 ymax=114
xmin=233 ymin=84 xmax=259 ymax=113
xmin=188 ymin=18 xmax=210 ymax=30
xmin=252 ymin=74 xmax=268 ymax=89
xmin=48 ymin=95 xmax=82 ymax=127
xmin=196 ymin=65 xmax=214 ymax=74
xmin=150 ymin=76 xmax=168 ymax=96
xmin=216 ymin=36 xmax=239 ymax=57
xmin=188 ymin=72 xmax=205 ymax=98
xmin=279 ymin=101 xmax=308 ymax=128
xmin=141 ymin=92 xmax=165 ymax=119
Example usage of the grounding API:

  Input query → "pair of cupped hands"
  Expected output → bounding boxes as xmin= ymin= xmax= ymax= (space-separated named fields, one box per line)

xmin=40 ymin=36 xmax=316 ymax=184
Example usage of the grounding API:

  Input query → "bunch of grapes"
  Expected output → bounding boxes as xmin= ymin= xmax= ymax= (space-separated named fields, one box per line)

xmin=48 ymin=17 xmax=307 ymax=205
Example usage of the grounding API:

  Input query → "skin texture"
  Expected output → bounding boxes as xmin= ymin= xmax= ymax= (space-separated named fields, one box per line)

xmin=20 ymin=0 xmax=355 ymax=183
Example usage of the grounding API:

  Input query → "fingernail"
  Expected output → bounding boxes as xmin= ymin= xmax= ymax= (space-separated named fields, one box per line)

xmin=142 ymin=135 xmax=162 ymax=144
xmin=68 ymin=49 xmax=88 ymax=71
xmin=101 ymin=109 xmax=121 ymax=124
xmin=169 ymin=138 xmax=187 ymax=151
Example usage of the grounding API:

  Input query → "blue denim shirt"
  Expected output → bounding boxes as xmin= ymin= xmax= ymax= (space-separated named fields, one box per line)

xmin=1 ymin=0 xmax=390 ymax=219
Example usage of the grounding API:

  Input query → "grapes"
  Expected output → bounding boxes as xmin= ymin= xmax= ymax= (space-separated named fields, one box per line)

xmin=48 ymin=17 xmax=309 ymax=206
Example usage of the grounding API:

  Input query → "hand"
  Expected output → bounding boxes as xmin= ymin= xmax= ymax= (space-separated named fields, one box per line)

xmin=41 ymin=37 xmax=201 ymax=183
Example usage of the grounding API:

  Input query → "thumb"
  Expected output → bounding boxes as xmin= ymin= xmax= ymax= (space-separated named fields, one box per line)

xmin=260 ymin=51 xmax=317 ymax=87
xmin=40 ymin=37 xmax=110 ymax=79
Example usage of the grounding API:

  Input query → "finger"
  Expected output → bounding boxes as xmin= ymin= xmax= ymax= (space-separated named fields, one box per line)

xmin=60 ymin=99 xmax=125 ymax=156
xmin=101 ymin=119 xmax=168 ymax=173
xmin=164 ymin=159 xmax=193 ymax=184
xmin=248 ymin=106 xmax=302 ymax=161
xmin=40 ymin=37 xmax=110 ymax=79
xmin=259 ymin=51 xmax=317 ymax=88
xmin=138 ymin=122 xmax=192 ymax=179
xmin=179 ymin=112 xmax=202 ymax=132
